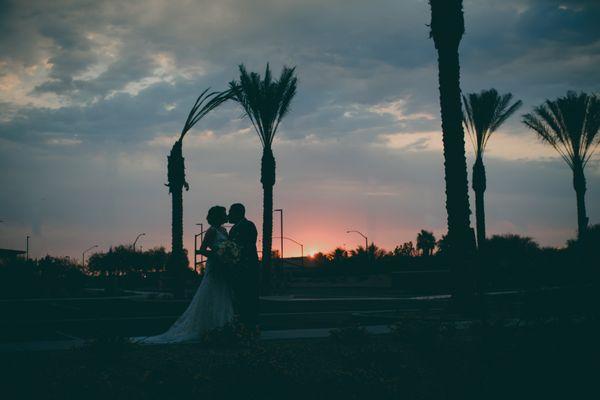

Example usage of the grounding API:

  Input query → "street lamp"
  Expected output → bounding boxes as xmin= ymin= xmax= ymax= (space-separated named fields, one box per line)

xmin=26 ymin=235 xmax=30 ymax=261
xmin=133 ymin=232 xmax=146 ymax=252
xmin=346 ymin=230 xmax=368 ymax=251
xmin=274 ymin=209 xmax=283 ymax=262
xmin=273 ymin=236 xmax=304 ymax=268
xmin=82 ymin=245 xmax=99 ymax=267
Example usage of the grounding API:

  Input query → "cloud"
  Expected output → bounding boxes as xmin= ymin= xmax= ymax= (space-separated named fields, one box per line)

xmin=0 ymin=0 xmax=599 ymax=257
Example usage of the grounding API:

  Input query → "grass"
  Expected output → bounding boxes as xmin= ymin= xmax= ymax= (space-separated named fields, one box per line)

xmin=2 ymin=315 xmax=598 ymax=400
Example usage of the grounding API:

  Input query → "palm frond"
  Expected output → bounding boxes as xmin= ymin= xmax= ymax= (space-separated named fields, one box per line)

xmin=462 ymin=88 xmax=522 ymax=158
xmin=230 ymin=63 xmax=298 ymax=148
xmin=522 ymin=91 xmax=600 ymax=170
xmin=583 ymin=94 xmax=600 ymax=165
xmin=180 ymin=87 xmax=235 ymax=141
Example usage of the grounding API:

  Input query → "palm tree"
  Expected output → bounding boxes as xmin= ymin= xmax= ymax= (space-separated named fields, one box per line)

xmin=229 ymin=64 xmax=297 ymax=294
xmin=416 ymin=230 xmax=437 ymax=256
xmin=393 ymin=241 xmax=417 ymax=257
xmin=462 ymin=89 xmax=522 ymax=248
xmin=429 ymin=0 xmax=476 ymax=294
xmin=523 ymin=91 xmax=600 ymax=238
xmin=350 ymin=244 xmax=386 ymax=261
xmin=166 ymin=88 xmax=233 ymax=295
xmin=328 ymin=247 xmax=349 ymax=265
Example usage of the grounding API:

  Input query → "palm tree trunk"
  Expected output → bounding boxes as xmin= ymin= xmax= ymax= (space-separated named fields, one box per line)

xmin=573 ymin=162 xmax=588 ymax=238
xmin=167 ymin=140 xmax=188 ymax=298
xmin=171 ymin=188 xmax=183 ymax=255
xmin=472 ymin=156 xmax=486 ymax=249
xmin=261 ymin=147 xmax=276 ymax=295
xmin=430 ymin=0 xmax=476 ymax=303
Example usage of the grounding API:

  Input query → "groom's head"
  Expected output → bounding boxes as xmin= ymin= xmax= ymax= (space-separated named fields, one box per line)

xmin=228 ymin=203 xmax=245 ymax=224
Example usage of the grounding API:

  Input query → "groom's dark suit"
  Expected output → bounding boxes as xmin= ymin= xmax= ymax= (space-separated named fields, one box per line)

xmin=229 ymin=218 xmax=260 ymax=326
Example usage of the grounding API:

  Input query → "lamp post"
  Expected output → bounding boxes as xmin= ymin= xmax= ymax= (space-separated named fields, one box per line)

xmin=26 ymin=235 xmax=30 ymax=261
xmin=274 ymin=209 xmax=283 ymax=262
xmin=133 ymin=232 xmax=146 ymax=252
xmin=347 ymin=230 xmax=370 ymax=265
xmin=273 ymin=236 xmax=304 ymax=268
xmin=82 ymin=244 xmax=99 ymax=267
xmin=346 ymin=230 xmax=368 ymax=251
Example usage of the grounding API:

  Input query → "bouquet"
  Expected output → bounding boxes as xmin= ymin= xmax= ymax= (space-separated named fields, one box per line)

xmin=213 ymin=240 xmax=241 ymax=279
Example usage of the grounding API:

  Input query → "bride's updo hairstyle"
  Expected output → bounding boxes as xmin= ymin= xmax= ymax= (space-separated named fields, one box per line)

xmin=206 ymin=206 xmax=227 ymax=227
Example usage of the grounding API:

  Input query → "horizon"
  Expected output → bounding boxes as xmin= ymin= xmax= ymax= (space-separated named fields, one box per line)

xmin=1 ymin=0 xmax=599 ymax=261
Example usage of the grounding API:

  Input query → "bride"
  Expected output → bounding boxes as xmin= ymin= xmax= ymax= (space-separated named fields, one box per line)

xmin=139 ymin=206 xmax=234 ymax=344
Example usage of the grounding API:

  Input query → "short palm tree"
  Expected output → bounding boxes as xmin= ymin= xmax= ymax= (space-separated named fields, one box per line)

xmin=328 ymin=248 xmax=349 ymax=264
xmin=462 ymin=89 xmax=522 ymax=248
xmin=229 ymin=64 xmax=297 ymax=294
xmin=523 ymin=91 xmax=600 ymax=238
xmin=166 ymin=88 xmax=233 ymax=294
xmin=416 ymin=230 xmax=437 ymax=256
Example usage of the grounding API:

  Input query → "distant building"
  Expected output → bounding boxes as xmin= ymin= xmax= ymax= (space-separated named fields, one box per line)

xmin=0 ymin=248 xmax=26 ymax=262
xmin=279 ymin=257 xmax=315 ymax=270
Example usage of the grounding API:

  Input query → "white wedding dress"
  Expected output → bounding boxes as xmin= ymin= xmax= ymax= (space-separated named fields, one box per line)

xmin=138 ymin=229 xmax=235 ymax=344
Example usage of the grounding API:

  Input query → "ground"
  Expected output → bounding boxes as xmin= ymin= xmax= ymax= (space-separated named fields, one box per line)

xmin=2 ymin=316 xmax=598 ymax=400
xmin=1 ymin=278 xmax=598 ymax=399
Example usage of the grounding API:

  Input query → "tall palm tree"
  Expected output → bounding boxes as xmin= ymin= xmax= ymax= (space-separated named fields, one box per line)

xmin=523 ymin=91 xmax=600 ymax=238
xmin=429 ymin=0 xmax=476 ymax=292
xmin=166 ymin=88 xmax=233 ymax=295
xmin=462 ymin=89 xmax=522 ymax=248
xmin=229 ymin=64 xmax=297 ymax=294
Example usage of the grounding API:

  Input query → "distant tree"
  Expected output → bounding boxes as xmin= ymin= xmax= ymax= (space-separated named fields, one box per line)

xmin=312 ymin=252 xmax=329 ymax=267
xmin=463 ymin=89 xmax=522 ymax=248
xmin=523 ymin=91 xmax=600 ymax=238
xmin=139 ymin=247 xmax=169 ymax=273
xmin=328 ymin=247 xmax=349 ymax=264
xmin=369 ymin=243 xmax=388 ymax=260
xmin=350 ymin=244 xmax=387 ymax=261
xmin=436 ymin=234 xmax=450 ymax=256
xmin=393 ymin=241 xmax=417 ymax=257
xmin=37 ymin=256 xmax=86 ymax=295
xmin=87 ymin=246 xmax=169 ymax=277
xmin=349 ymin=246 xmax=366 ymax=259
xmin=429 ymin=0 xmax=475 ymax=298
xmin=484 ymin=234 xmax=540 ymax=259
xmin=566 ymin=223 xmax=600 ymax=255
xmin=229 ymin=64 xmax=297 ymax=294
xmin=87 ymin=251 xmax=113 ymax=277
xmin=1 ymin=256 xmax=86 ymax=298
xmin=417 ymin=230 xmax=437 ymax=256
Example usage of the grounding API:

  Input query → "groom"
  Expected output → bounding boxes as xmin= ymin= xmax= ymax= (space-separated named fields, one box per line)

xmin=227 ymin=203 xmax=260 ymax=328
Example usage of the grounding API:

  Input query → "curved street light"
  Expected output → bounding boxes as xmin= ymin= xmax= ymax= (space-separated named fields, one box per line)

xmin=347 ymin=230 xmax=370 ymax=265
xmin=273 ymin=236 xmax=304 ymax=267
xmin=133 ymin=232 xmax=146 ymax=252
xmin=346 ymin=230 xmax=368 ymax=250
xmin=82 ymin=244 xmax=98 ymax=267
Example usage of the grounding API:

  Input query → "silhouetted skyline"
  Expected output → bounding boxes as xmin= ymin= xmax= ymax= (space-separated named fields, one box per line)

xmin=1 ymin=0 xmax=599 ymax=260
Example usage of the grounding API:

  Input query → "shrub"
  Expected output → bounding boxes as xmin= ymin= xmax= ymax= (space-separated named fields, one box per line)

xmin=201 ymin=319 xmax=259 ymax=347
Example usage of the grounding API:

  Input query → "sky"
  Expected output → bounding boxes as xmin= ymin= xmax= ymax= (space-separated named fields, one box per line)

xmin=1 ymin=0 xmax=599 ymax=260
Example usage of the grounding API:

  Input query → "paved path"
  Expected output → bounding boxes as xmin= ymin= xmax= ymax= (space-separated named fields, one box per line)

xmin=0 ymin=324 xmax=391 ymax=353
